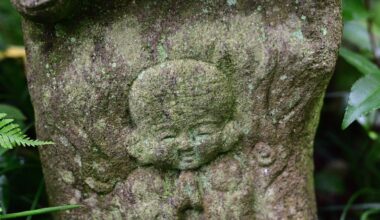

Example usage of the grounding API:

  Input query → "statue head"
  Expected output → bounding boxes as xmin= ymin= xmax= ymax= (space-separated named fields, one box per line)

xmin=128 ymin=60 xmax=242 ymax=170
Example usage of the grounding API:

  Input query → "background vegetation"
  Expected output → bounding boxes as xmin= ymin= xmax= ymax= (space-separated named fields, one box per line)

xmin=0 ymin=1 xmax=53 ymax=219
xmin=1 ymin=0 xmax=380 ymax=219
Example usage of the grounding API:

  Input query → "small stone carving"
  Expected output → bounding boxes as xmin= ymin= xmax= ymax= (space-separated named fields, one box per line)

xmin=254 ymin=142 xmax=288 ymax=167
xmin=252 ymin=142 xmax=289 ymax=189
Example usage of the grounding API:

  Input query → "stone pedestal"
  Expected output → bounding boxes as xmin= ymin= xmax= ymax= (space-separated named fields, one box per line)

xmin=12 ymin=0 xmax=342 ymax=219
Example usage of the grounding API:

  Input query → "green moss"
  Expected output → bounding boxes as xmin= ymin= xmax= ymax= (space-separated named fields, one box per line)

xmin=59 ymin=170 xmax=75 ymax=184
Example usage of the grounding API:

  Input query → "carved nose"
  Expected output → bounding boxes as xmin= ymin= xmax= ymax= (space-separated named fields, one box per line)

xmin=179 ymin=141 xmax=192 ymax=151
xmin=178 ymin=134 xmax=193 ymax=151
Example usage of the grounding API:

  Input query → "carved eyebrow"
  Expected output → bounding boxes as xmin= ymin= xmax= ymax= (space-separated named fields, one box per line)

xmin=193 ymin=120 xmax=219 ymax=127
xmin=154 ymin=123 xmax=176 ymax=132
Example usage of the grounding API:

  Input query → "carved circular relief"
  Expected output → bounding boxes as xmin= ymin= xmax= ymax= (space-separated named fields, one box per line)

xmin=254 ymin=142 xmax=276 ymax=167
xmin=253 ymin=143 xmax=289 ymax=167
xmin=127 ymin=59 xmax=241 ymax=170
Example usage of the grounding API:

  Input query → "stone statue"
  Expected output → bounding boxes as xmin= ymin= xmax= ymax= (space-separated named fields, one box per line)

xmin=12 ymin=0 xmax=342 ymax=219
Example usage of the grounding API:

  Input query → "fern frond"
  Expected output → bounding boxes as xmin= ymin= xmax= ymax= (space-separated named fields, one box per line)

xmin=0 ymin=113 xmax=54 ymax=149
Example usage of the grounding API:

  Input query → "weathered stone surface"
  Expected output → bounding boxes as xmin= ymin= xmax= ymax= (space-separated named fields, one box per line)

xmin=13 ymin=0 xmax=342 ymax=219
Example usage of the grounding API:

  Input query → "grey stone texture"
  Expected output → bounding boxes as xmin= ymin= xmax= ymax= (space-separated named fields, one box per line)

xmin=13 ymin=0 xmax=342 ymax=219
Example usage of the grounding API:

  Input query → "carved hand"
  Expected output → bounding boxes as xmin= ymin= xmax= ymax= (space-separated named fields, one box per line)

xmin=11 ymin=0 xmax=78 ymax=23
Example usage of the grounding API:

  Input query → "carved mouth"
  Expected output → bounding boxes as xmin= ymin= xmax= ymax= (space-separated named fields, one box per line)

xmin=179 ymin=150 xmax=198 ymax=166
xmin=182 ymin=158 xmax=194 ymax=163
xmin=180 ymin=150 xmax=196 ymax=159
xmin=19 ymin=0 xmax=57 ymax=10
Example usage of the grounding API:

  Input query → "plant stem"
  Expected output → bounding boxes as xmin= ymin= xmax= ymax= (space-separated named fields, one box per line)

xmin=26 ymin=179 xmax=44 ymax=220
xmin=0 ymin=205 xmax=82 ymax=219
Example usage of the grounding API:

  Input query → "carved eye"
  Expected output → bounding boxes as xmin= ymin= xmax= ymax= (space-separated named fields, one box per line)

xmin=195 ymin=132 xmax=211 ymax=137
xmin=161 ymin=134 xmax=176 ymax=142
xmin=195 ymin=123 xmax=217 ymax=135
xmin=193 ymin=124 xmax=218 ymax=140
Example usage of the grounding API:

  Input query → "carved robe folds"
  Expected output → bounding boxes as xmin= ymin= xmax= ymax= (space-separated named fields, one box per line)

xmin=13 ymin=0 xmax=342 ymax=219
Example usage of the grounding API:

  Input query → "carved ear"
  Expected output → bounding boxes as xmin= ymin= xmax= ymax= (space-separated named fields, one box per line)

xmin=126 ymin=130 xmax=139 ymax=148
xmin=221 ymin=120 xmax=244 ymax=152
xmin=126 ymin=131 xmax=147 ymax=163
xmin=11 ymin=0 xmax=79 ymax=23
xmin=126 ymin=132 xmax=170 ymax=166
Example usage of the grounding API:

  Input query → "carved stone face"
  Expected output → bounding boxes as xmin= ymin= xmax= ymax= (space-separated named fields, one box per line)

xmin=128 ymin=60 xmax=241 ymax=170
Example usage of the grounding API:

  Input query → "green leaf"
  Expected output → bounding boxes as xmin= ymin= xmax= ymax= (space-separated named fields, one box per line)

xmin=0 ymin=0 xmax=24 ymax=46
xmin=0 ymin=105 xmax=25 ymax=121
xmin=342 ymin=73 xmax=380 ymax=129
xmin=343 ymin=22 xmax=380 ymax=52
xmin=372 ymin=1 xmax=380 ymax=27
xmin=339 ymin=48 xmax=380 ymax=76
xmin=342 ymin=0 xmax=369 ymax=21
xmin=0 ymin=113 xmax=54 ymax=149
xmin=361 ymin=208 xmax=380 ymax=220
xmin=340 ymin=188 xmax=380 ymax=220
xmin=0 ymin=205 xmax=82 ymax=219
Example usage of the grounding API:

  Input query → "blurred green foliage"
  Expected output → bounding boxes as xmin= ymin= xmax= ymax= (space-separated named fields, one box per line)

xmin=0 ymin=1 xmax=52 ymax=219
xmin=0 ymin=0 xmax=23 ymax=48
xmin=1 ymin=0 xmax=380 ymax=219
xmin=317 ymin=0 xmax=380 ymax=219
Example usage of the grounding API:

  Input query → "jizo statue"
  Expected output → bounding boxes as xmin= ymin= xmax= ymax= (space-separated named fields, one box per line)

xmin=12 ymin=0 xmax=342 ymax=219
